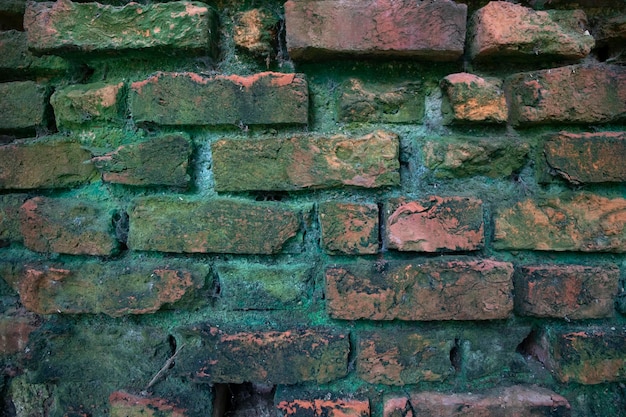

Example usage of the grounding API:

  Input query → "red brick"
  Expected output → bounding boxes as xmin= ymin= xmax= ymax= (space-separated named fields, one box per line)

xmin=325 ymin=259 xmax=513 ymax=321
xmin=0 ymin=311 xmax=39 ymax=355
xmin=128 ymin=197 xmax=301 ymax=254
xmin=384 ymin=385 xmax=571 ymax=417
xmin=178 ymin=326 xmax=349 ymax=384
xmin=50 ymin=81 xmax=125 ymax=129
xmin=358 ymin=329 xmax=454 ymax=385
xmin=0 ymin=81 xmax=49 ymax=133
xmin=319 ymin=202 xmax=379 ymax=255
xmin=11 ymin=259 xmax=207 ymax=317
xmin=515 ymin=265 xmax=619 ymax=319
xmin=494 ymin=193 xmax=626 ymax=252
xmin=20 ymin=196 xmax=119 ymax=256
xmin=285 ymin=0 xmax=467 ymax=61
xmin=0 ymin=138 xmax=96 ymax=190
xmin=552 ymin=327 xmax=626 ymax=384
xmin=385 ymin=196 xmax=484 ymax=252
xmin=543 ymin=131 xmax=626 ymax=184
xmin=130 ymin=71 xmax=308 ymax=126
xmin=468 ymin=2 xmax=594 ymax=62
xmin=109 ymin=391 xmax=188 ymax=417
xmin=506 ymin=64 xmax=626 ymax=126
xmin=276 ymin=398 xmax=369 ymax=417
xmin=0 ymin=194 xmax=29 ymax=245
xmin=212 ymin=130 xmax=399 ymax=191
xmin=440 ymin=73 xmax=507 ymax=124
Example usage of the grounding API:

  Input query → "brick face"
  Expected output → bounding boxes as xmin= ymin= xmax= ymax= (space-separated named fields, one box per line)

xmin=51 ymin=81 xmax=126 ymax=128
xmin=0 ymin=30 xmax=69 ymax=77
xmin=276 ymin=398 xmax=369 ymax=417
xmin=0 ymin=81 xmax=48 ymax=133
xmin=319 ymin=202 xmax=379 ymax=255
xmin=440 ymin=73 xmax=507 ymax=124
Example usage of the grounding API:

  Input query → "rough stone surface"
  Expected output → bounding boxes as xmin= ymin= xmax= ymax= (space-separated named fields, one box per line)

xmin=110 ymin=391 xmax=189 ymax=417
xmin=233 ymin=8 xmax=278 ymax=57
xmin=338 ymin=79 xmax=424 ymax=123
xmin=594 ymin=14 xmax=626 ymax=46
xmin=91 ymin=134 xmax=192 ymax=187
xmin=20 ymin=196 xmax=119 ymax=256
xmin=0 ymin=81 xmax=48 ymax=132
xmin=0 ymin=138 xmax=95 ymax=189
xmin=285 ymin=0 xmax=467 ymax=61
xmin=212 ymin=130 xmax=399 ymax=191
xmin=178 ymin=326 xmax=349 ymax=384
xmin=276 ymin=398 xmax=369 ymax=417
xmin=385 ymin=196 xmax=484 ymax=252
xmin=506 ymin=64 xmax=626 ymax=126
xmin=128 ymin=197 xmax=301 ymax=254
xmin=440 ymin=73 xmax=507 ymax=124
xmin=51 ymin=81 xmax=126 ymax=128
xmin=384 ymin=385 xmax=571 ymax=417
xmin=0 ymin=194 xmax=29 ymax=245
xmin=130 ymin=71 xmax=308 ymax=126
xmin=319 ymin=202 xmax=379 ymax=255
xmin=24 ymin=0 xmax=216 ymax=55
xmin=494 ymin=193 xmax=626 ymax=252
xmin=358 ymin=329 xmax=454 ymax=385
xmin=424 ymin=136 xmax=530 ymax=178
xmin=0 ymin=30 xmax=69 ymax=77
xmin=543 ymin=131 xmax=626 ymax=184
xmin=0 ymin=312 xmax=39 ymax=355
xmin=326 ymin=259 xmax=514 ymax=321
xmin=469 ymin=1 xmax=594 ymax=61
xmin=516 ymin=265 xmax=619 ymax=320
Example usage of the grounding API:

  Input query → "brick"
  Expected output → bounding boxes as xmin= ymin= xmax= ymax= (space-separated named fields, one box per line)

xmin=276 ymin=398 xmax=369 ymax=417
xmin=494 ymin=193 xmax=626 ymax=252
xmin=91 ymin=134 xmax=192 ymax=187
xmin=24 ymin=0 xmax=216 ymax=55
xmin=515 ymin=265 xmax=619 ymax=319
xmin=0 ymin=81 xmax=49 ymax=133
xmin=178 ymin=326 xmax=349 ymax=384
xmin=319 ymin=202 xmax=379 ymax=255
xmin=0 ymin=30 xmax=69 ymax=77
xmin=285 ymin=0 xmax=467 ymax=61
xmin=594 ymin=14 xmax=626 ymax=46
xmin=543 ymin=131 xmax=626 ymax=184
xmin=20 ymin=196 xmax=119 ymax=256
xmin=385 ymin=196 xmax=484 ymax=252
xmin=357 ymin=329 xmax=454 ymax=385
xmin=50 ymin=81 xmax=126 ymax=129
xmin=0 ymin=194 xmax=29 ymax=246
xmin=128 ymin=197 xmax=301 ymax=254
xmin=468 ymin=2 xmax=594 ymax=62
xmin=384 ymin=385 xmax=571 ymax=417
xmin=424 ymin=136 xmax=530 ymax=178
xmin=212 ymin=130 xmax=399 ymax=192
xmin=338 ymin=79 xmax=424 ymax=123
xmin=325 ymin=259 xmax=513 ymax=321
xmin=506 ymin=64 xmax=626 ymax=126
xmin=216 ymin=263 xmax=311 ymax=310
xmin=233 ymin=8 xmax=278 ymax=57
xmin=552 ymin=327 xmax=626 ymax=384
xmin=440 ymin=73 xmax=507 ymax=124
xmin=130 ymin=71 xmax=308 ymax=126
xmin=110 ymin=392 xmax=188 ymax=417
xmin=11 ymin=258 xmax=207 ymax=316
xmin=0 ymin=138 xmax=95 ymax=189
xmin=0 ymin=312 xmax=39 ymax=355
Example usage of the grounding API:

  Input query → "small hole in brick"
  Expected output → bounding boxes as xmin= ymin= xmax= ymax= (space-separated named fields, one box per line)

xmin=450 ymin=338 xmax=461 ymax=372
xmin=112 ymin=211 xmax=129 ymax=249
xmin=254 ymin=192 xmax=286 ymax=202
xmin=595 ymin=45 xmax=610 ymax=62
xmin=516 ymin=329 xmax=549 ymax=366
xmin=212 ymin=383 xmax=275 ymax=417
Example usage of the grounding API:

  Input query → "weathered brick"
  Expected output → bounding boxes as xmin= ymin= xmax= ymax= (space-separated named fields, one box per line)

xmin=594 ymin=14 xmax=626 ymax=46
xmin=233 ymin=8 xmax=278 ymax=57
xmin=515 ymin=265 xmax=618 ymax=319
xmin=128 ymin=197 xmax=301 ymax=254
xmin=50 ymin=81 xmax=126 ymax=129
xmin=20 ymin=196 xmax=119 ymax=256
xmin=216 ymin=263 xmax=311 ymax=310
xmin=24 ymin=0 xmax=216 ymax=55
xmin=357 ymin=329 xmax=454 ymax=385
xmin=130 ymin=71 xmax=308 ymax=126
xmin=212 ymin=130 xmax=400 ymax=192
xmin=178 ymin=326 xmax=349 ymax=384
xmin=424 ymin=136 xmax=530 ymax=178
xmin=276 ymin=398 xmax=369 ymax=417
xmin=0 ymin=194 xmax=29 ymax=246
xmin=319 ymin=202 xmax=379 ymax=255
xmin=10 ymin=258 xmax=207 ymax=316
xmin=0 ymin=312 xmax=39 ymax=355
xmin=285 ymin=0 xmax=467 ymax=61
xmin=506 ymin=64 xmax=626 ymax=126
xmin=325 ymin=259 xmax=514 ymax=321
xmin=494 ymin=193 xmax=626 ymax=252
xmin=468 ymin=2 xmax=594 ymax=62
xmin=552 ymin=327 xmax=626 ymax=384
xmin=542 ymin=131 xmax=626 ymax=184
xmin=110 ymin=392 xmax=189 ymax=417
xmin=440 ymin=73 xmax=507 ymax=124
xmin=0 ymin=81 xmax=48 ymax=133
xmin=0 ymin=30 xmax=69 ymax=78
xmin=385 ymin=196 xmax=484 ymax=252
xmin=91 ymin=134 xmax=192 ymax=187
xmin=338 ymin=79 xmax=424 ymax=123
xmin=384 ymin=386 xmax=571 ymax=417
xmin=0 ymin=138 xmax=95 ymax=189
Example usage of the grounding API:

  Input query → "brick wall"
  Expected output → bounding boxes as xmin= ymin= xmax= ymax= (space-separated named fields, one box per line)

xmin=1 ymin=0 xmax=625 ymax=416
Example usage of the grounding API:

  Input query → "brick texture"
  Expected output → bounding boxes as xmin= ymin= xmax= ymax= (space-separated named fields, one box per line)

xmin=276 ymin=398 xmax=369 ymax=417
xmin=0 ymin=81 xmax=48 ymax=133
xmin=319 ymin=202 xmax=379 ymax=255
xmin=110 ymin=391 xmax=189 ymax=417
xmin=51 ymin=81 xmax=126 ymax=129
xmin=0 ymin=30 xmax=69 ymax=77
xmin=0 ymin=194 xmax=29 ymax=246
xmin=440 ymin=73 xmax=507 ymax=124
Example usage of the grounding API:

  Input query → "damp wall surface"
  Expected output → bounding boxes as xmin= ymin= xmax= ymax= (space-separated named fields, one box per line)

xmin=1 ymin=0 xmax=626 ymax=416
